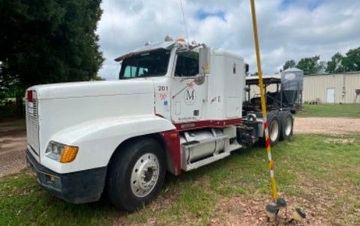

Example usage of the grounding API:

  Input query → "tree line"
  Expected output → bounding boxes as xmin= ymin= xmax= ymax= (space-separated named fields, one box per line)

xmin=0 ymin=0 xmax=103 ymax=117
xmin=0 ymin=0 xmax=104 ymax=88
xmin=282 ymin=47 xmax=360 ymax=75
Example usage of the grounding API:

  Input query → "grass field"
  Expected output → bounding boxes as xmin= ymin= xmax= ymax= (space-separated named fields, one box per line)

xmin=298 ymin=104 xmax=360 ymax=118
xmin=1 ymin=134 xmax=360 ymax=225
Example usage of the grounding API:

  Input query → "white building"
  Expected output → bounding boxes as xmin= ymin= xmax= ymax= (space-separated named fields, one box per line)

xmin=248 ymin=71 xmax=360 ymax=104
xmin=303 ymin=72 xmax=360 ymax=104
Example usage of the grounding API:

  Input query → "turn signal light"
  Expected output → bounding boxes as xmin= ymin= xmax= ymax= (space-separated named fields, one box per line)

xmin=60 ymin=146 xmax=79 ymax=163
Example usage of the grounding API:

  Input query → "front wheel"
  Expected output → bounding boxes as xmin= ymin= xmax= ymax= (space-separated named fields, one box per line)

xmin=106 ymin=138 xmax=166 ymax=212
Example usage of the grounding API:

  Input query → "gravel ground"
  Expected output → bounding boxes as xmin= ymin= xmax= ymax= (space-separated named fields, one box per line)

xmin=1 ymin=117 xmax=360 ymax=177
xmin=294 ymin=117 xmax=360 ymax=135
xmin=0 ymin=120 xmax=27 ymax=177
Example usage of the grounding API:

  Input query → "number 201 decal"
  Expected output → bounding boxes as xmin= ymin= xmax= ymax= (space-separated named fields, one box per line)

xmin=158 ymin=86 xmax=168 ymax=91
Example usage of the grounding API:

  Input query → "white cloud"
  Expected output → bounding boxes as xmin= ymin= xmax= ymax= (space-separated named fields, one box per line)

xmin=96 ymin=0 xmax=360 ymax=79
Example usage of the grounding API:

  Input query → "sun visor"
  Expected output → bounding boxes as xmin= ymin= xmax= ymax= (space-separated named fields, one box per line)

xmin=114 ymin=41 xmax=175 ymax=62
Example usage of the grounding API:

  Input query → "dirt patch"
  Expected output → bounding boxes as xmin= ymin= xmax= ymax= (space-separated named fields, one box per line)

xmin=294 ymin=117 xmax=360 ymax=135
xmin=209 ymin=192 xmax=351 ymax=226
xmin=209 ymin=195 xmax=327 ymax=226
xmin=209 ymin=168 xmax=360 ymax=226
xmin=0 ymin=120 xmax=27 ymax=177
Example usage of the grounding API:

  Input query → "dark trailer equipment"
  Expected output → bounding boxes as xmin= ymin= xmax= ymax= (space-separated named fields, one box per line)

xmin=243 ymin=68 xmax=303 ymax=114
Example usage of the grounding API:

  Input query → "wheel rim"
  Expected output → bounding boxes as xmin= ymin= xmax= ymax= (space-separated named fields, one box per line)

xmin=270 ymin=120 xmax=279 ymax=142
xmin=284 ymin=117 xmax=292 ymax=136
xmin=130 ymin=153 xmax=160 ymax=198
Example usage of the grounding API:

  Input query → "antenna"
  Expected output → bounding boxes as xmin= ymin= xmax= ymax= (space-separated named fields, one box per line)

xmin=179 ymin=0 xmax=189 ymax=42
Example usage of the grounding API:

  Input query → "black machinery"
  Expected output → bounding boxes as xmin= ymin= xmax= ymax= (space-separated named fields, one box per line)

xmin=243 ymin=68 xmax=304 ymax=114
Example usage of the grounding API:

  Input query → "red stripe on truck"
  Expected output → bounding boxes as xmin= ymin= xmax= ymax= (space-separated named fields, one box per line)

xmin=160 ymin=130 xmax=181 ymax=176
xmin=174 ymin=118 xmax=242 ymax=131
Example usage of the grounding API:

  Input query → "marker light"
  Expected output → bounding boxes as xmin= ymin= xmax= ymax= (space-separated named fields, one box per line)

xmin=27 ymin=90 xmax=36 ymax=102
xmin=60 ymin=146 xmax=79 ymax=163
xmin=176 ymin=37 xmax=186 ymax=44
xmin=46 ymin=141 xmax=79 ymax=163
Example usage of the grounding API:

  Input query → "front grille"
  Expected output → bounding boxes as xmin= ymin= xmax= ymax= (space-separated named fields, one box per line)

xmin=26 ymin=100 xmax=40 ymax=154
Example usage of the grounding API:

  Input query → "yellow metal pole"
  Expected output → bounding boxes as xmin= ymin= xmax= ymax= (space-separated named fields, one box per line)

xmin=249 ymin=0 xmax=278 ymax=201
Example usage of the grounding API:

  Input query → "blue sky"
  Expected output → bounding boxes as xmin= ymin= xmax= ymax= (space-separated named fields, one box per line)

xmin=280 ymin=0 xmax=323 ymax=10
xmin=97 ymin=0 xmax=360 ymax=80
xmin=195 ymin=9 xmax=226 ymax=21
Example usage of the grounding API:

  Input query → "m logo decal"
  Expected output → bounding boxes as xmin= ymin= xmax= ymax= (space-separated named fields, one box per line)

xmin=184 ymin=88 xmax=196 ymax=105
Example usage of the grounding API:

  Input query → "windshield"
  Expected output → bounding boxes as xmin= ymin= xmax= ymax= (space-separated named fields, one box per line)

xmin=119 ymin=49 xmax=171 ymax=79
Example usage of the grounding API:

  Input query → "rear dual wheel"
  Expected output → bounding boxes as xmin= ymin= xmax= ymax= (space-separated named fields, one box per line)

xmin=260 ymin=115 xmax=280 ymax=146
xmin=262 ymin=111 xmax=293 ymax=146
xmin=269 ymin=116 xmax=280 ymax=145
xmin=280 ymin=113 xmax=293 ymax=140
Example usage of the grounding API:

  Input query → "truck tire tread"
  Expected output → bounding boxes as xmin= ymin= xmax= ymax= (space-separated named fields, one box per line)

xmin=280 ymin=112 xmax=293 ymax=140
xmin=106 ymin=138 xmax=166 ymax=212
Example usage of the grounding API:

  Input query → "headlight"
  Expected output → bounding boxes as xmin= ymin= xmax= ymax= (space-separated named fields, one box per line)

xmin=45 ymin=141 xmax=79 ymax=163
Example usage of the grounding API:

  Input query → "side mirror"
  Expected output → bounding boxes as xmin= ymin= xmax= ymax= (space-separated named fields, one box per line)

xmin=194 ymin=74 xmax=205 ymax=85
xmin=199 ymin=47 xmax=211 ymax=75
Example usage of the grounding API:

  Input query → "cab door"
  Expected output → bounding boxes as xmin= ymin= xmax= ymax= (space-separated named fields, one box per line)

xmin=170 ymin=51 xmax=207 ymax=123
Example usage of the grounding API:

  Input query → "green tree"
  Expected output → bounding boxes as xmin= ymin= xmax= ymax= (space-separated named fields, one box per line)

xmin=92 ymin=75 xmax=105 ymax=81
xmin=296 ymin=56 xmax=321 ymax=75
xmin=342 ymin=47 xmax=360 ymax=72
xmin=0 ymin=0 xmax=104 ymax=90
xmin=326 ymin=52 xmax=344 ymax=73
xmin=282 ymin=59 xmax=296 ymax=71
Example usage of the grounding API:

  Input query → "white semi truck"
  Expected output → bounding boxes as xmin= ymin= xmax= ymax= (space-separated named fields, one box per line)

xmin=25 ymin=38 xmax=294 ymax=211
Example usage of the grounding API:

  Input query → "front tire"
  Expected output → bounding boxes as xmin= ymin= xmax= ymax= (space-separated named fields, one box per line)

xmin=106 ymin=138 xmax=166 ymax=212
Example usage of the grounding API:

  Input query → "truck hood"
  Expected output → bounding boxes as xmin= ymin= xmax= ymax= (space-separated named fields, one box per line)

xmin=29 ymin=80 xmax=154 ymax=100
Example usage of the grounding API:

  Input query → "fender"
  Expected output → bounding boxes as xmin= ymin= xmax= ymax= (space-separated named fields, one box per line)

xmin=41 ymin=115 xmax=177 ymax=174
